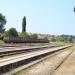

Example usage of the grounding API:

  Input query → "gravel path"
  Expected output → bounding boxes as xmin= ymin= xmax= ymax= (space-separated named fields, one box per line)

xmin=52 ymin=51 xmax=75 ymax=75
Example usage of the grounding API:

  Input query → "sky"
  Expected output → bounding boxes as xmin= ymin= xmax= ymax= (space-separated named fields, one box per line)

xmin=0 ymin=0 xmax=75 ymax=35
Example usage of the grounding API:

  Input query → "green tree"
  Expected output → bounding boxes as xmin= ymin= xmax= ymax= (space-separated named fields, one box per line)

xmin=22 ymin=16 xmax=26 ymax=32
xmin=30 ymin=34 xmax=38 ymax=39
xmin=4 ymin=28 xmax=18 ymax=37
xmin=19 ymin=32 xmax=30 ymax=38
xmin=0 ymin=13 xmax=6 ymax=33
xmin=74 ymin=6 xmax=75 ymax=12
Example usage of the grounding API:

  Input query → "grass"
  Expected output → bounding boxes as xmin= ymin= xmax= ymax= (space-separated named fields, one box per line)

xmin=63 ymin=44 xmax=75 ymax=51
xmin=50 ymin=41 xmax=72 ymax=46
xmin=0 ymin=40 xmax=4 ymax=45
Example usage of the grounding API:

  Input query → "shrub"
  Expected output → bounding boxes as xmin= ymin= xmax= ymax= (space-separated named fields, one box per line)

xmin=30 ymin=34 xmax=38 ymax=39
xmin=4 ymin=28 xmax=18 ymax=37
xmin=19 ymin=32 xmax=30 ymax=38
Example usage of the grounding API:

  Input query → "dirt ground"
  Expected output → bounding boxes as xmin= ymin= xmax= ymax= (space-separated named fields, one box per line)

xmin=52 ymin=51 xmax=75 ymax=75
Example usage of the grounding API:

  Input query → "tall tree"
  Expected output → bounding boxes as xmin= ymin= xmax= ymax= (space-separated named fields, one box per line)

xmin=22 ymin=16 xmax=26 ymax=32
xmin=0 ymin=13 xmax=6 ymax=33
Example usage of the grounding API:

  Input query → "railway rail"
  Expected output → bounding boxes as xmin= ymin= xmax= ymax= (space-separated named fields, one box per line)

xmin=0 ymin=45 xmax=71 ymax=75
xmin=14 ymin=48 xmax=72 ymax=75
xmin=0 ymin=45 xmax=61 ymax=57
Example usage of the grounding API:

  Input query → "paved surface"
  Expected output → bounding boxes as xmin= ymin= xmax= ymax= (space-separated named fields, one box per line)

xmin=52 ymin=51 xmax=75 ymax=75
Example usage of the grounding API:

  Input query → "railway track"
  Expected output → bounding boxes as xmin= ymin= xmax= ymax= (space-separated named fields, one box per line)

xmin=14 ymin=47 xmax=73 ymax=75
xmin=0 ymin=45 xmax=60 ymax=57
xmin=12 ymin=50 xmax=72 ymax=75
xmin=0 ymin=45 xmax=72 ymax=75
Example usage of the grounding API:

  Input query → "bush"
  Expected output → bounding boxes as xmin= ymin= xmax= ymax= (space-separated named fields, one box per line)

xmin=30 ymin=34 xmax=38 ymax=39
xmin=19 ymin=32 xmax=30 ymax=38
xmin=4 ymin=28 xmax=18 ymax=37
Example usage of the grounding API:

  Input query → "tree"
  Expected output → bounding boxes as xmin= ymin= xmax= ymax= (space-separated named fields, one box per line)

xmin=0 ymin=13 xmax=6 ymax=33
xmin=74 ymin=6 xmax=75 ymax=12
xmin=4 ymin=28 xmax=18 ymax=37
xmin=19 ymin=32 xmax=30 ymax=38
xmin=30 ymin=34 xmax=38 ymax=39
xmin=22 ymin=16 xmax=26 ymax=32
